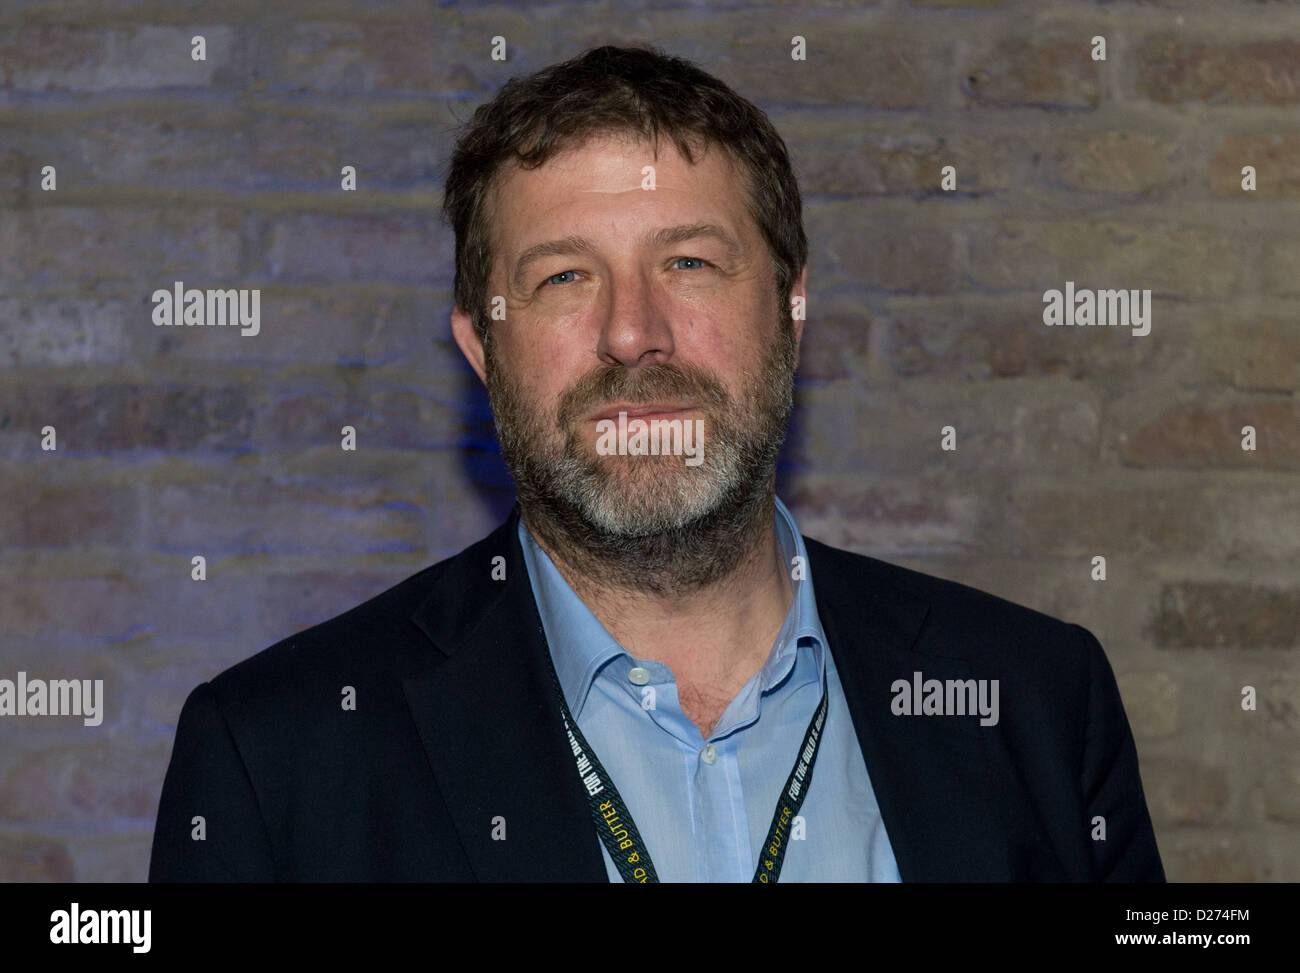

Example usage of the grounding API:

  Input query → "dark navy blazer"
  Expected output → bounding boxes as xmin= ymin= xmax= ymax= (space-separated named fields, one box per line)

xmin=149 ymin=506 xmax=1165 ymax=882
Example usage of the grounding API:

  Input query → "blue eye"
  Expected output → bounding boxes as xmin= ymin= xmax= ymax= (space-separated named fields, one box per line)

xmin=544 ymin=270 xmax=577 ymax=286
xmin=674 ymin=257 xmax=706 ymax=270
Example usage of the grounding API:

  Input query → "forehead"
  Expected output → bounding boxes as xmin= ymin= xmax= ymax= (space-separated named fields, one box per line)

xmin=485 ymin=132 xmax=754 ymax=256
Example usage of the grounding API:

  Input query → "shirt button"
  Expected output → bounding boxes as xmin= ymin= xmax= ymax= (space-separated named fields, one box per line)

xmin=627 ymin=667 xmax=651 ymax=685
xmin=701 ymin=744 xmax=717 ymax=764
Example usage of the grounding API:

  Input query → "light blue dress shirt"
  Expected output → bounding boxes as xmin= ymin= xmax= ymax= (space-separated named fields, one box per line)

xmin=518 ymin=496 xmax=901 ymax=882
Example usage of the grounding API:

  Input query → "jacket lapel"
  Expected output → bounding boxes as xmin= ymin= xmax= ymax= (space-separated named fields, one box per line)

xmin=401 ymin=507 xmax=609 ymax=882
xmin=807 ymin=537 xmax=1013 ymax=882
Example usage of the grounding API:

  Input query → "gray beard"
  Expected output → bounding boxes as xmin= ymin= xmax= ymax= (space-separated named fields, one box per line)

xmin=485 ymin=318 xmax=796 ymax=596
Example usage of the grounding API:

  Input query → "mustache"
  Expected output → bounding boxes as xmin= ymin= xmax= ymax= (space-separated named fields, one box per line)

xmin=555 ymin=362 xmax=730 ymax=428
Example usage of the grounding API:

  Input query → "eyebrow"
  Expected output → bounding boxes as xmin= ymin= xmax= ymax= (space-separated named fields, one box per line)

xmin=510 ymin=222 xmax=744 ymax=290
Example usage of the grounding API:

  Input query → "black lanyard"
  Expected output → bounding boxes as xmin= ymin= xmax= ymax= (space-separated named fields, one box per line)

xmin=545 ymin=646 xmax=829 ymax=883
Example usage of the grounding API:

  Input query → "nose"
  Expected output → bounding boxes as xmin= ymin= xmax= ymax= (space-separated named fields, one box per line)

xmin=594 ymin=268 xmax=675 ymax=368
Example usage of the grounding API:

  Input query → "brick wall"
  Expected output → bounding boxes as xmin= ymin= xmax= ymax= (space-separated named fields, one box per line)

xmin=0 ymin=0 xmax=1296 ymax=881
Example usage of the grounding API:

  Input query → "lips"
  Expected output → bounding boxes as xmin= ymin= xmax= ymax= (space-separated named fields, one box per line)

xmin=589 ymin=403 xmax=696 ymax=423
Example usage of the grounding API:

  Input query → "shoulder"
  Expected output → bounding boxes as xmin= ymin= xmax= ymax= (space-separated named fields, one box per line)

xmin=201 ymin=518 xmax=516 ymax=724
xmin=804 ymin=533 xmax=1098 ymax=687
xmin=804 ymin=534 xmax=1127 ymax=769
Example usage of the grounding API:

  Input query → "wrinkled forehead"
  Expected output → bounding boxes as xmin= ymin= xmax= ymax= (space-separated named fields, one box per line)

xmin=482 ymin=131 xmax=752 ymax=266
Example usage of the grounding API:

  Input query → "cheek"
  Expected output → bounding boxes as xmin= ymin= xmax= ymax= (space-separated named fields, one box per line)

xmin=498 ymin=328 xmax=587 ymax=415
xmin=677 ymin=303 xmax=770 ymax=378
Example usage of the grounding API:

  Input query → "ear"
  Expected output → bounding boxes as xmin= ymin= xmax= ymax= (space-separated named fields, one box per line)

xmin=451 ymin=303 xmax=487 ymax=385
xmin=788 ymin=265 xmax=807 ymax=356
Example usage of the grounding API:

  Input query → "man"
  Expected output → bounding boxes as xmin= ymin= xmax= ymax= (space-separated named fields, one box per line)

xmin=150 ymin=45 xmax=1164 ymax=882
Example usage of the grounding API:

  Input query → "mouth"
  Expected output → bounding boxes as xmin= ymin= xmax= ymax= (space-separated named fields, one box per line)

xmin=588 ymin=402 xmax=697 ymax=424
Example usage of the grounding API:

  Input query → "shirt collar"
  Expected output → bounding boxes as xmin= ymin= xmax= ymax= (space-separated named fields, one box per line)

xmin=518 ymin=495 xmax=827 ymax=718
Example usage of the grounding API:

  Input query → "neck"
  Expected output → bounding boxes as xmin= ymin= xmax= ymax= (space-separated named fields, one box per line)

xmin=522 ymin=491 xmax=794 ymax=689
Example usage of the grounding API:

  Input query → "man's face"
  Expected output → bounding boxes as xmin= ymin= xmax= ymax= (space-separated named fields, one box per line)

xmin=455 ymin=132 xmax=804 ymax=539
